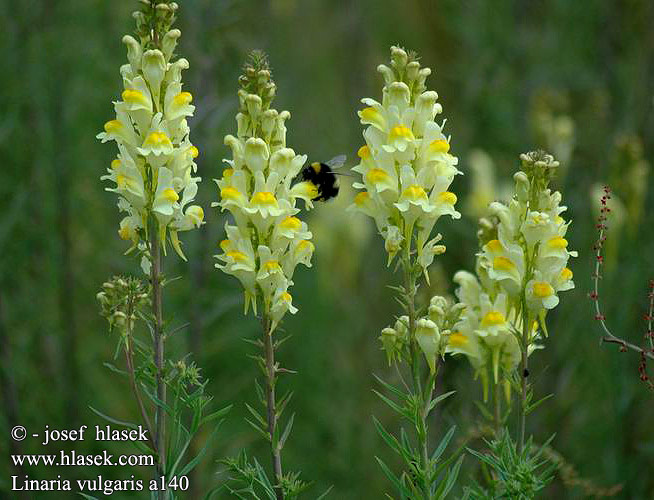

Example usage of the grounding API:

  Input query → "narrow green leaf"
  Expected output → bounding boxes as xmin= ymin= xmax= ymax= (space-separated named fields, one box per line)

xmin=373 ymin=374 xmax=409 ymax=402
xmin=102 ymin=362 xmax=127 ymax=376
xmin=315 ymin=485 xmax=334 ymax=500
xmin=277 ymin=390 xmax=294 ymax=417
xmin=245 ymin=402 xmax=267 ymax=428
xmin=435 ymin=455 xmax=464 ymax=499
xmin=278 ymin=413 xmax=295 ymax=449
xmin=375 ymin=456 xmax=412 ymax=498
xmin=373 ymin=389 xmax=408 ymax=419
xmin=525 ymin=393 xmax=554 ymax=415
xmin=89 ymin=406 xmax=138 ymax=429
xmin=201 ymin=403 xmax=233 ymax=426
xmin=428 ymin=390 xmax=456 ymax=412
xmin=373 ymin=416 xmax=410 ymax=462
xmin=178 ymin=422 xmax=223 ymax=477
xmin=245 ymin=418 xmax=270 ymax=442
xmin=431 ymin=425 xmax=456 ymax=462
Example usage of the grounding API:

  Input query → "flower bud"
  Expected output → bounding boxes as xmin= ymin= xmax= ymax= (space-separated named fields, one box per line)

xmin=415 ymin=318 xmax=441 ymax=374
xmin=383 ymin=225 xmax=403 ymax=265
xmin=380 ymin=327 xmax=399 ymax=366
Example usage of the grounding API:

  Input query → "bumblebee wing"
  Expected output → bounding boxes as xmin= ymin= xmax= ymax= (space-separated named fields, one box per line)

xmin=325 ymin=154 xmax=347 ymax=169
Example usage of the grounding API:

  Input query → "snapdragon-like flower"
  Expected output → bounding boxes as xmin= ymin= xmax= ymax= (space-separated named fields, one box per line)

xmin=349 ymin=46 xmax=461 ymax=279
xmin=98 ymin=1 xmax=202 ymax=264
xmin=447 ymin=151 xmax=575 ymax=398
xmin=213 ymin=52 xmax=313 ymax=329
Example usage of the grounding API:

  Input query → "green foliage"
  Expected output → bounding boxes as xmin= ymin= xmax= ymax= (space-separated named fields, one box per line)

xmin=2 ymin=0 xmax=654 ymax=497
xmin=95 ymin=274 xmax=230 ymax=493
xmin=220 ymin=451 xmax=313 ymax=500
xmin=374 ymin=376 xmax=463 ymax=499
xmin=466 ymin=431 xmax=555 ymax=499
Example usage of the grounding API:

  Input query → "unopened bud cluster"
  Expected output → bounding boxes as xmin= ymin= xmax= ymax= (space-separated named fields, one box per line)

xmin=380 ymin=296 xmax=464 ymax=374
xmin=97 ymin=276 xmax=150 ymax=334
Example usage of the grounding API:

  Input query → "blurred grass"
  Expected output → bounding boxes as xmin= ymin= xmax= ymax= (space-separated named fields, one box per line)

xmin=1 ymin=0 xmax=654 ymax=498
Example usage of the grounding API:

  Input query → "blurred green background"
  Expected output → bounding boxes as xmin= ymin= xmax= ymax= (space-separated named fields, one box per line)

xmin=2 ymin=0 xmax=654 ymax=498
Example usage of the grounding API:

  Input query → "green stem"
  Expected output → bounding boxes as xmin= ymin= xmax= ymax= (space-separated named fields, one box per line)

xmin=518 ymin=303 xmax=529 ymax=454
xmin=150 ymin=225 xmax=167 ymax=499
xmin=402 ymin=235 xmax=431 ymax=498
xmin=124 ymin=311 xmax=155 ymax=450
xmin=262 ymin=310 xmax=284 ymax=500
xmin=493 ymin=380 xmax=502 ymax=437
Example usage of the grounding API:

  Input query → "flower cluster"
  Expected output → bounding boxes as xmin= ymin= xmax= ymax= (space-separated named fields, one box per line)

xmin=214 ymin=52 xmax=314 ymax=329
xmin=349 ymin=46 xmax=461 ymax=278
xmin=447 ymin=151 xmax=576 ymax=398
xmin=380 ymin=296 xmax=464 ymax=374
xmin=97 ymin=1 xmax=203 ymax=263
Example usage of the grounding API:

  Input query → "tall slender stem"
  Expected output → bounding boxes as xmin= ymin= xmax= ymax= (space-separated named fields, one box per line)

xmin=124 ymin=306 xmax=155 ymax=450
xmin=518 ymin=304 xmax=529 ymax=454
xmin=402 ymin=242 xmax=430 ymax=497
xmin=493 ymin=380 xmax=502 ymax=436
xmin=150 ymin=226 xmax=167 ymax=498
xmin=262 ymin=311 xmax=284 ymax=500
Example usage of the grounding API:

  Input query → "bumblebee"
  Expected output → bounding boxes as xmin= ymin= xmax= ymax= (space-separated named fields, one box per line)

xmin=300 ymin=154 xmax=347 ymax=202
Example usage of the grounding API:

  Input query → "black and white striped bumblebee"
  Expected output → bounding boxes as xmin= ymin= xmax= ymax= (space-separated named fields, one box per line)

xmin=300 ymin=154 xmax=347 ymax=202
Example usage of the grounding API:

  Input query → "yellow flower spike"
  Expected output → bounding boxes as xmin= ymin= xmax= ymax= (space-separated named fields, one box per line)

xmin=402 ymin=185 xmax=428 ymax=201
xmin=297 ymin=240 xmax=315 ymax=253
xmin=122 ymin=89 xmax=149 ymax=106
xmin=220 ymin=187 xmax=242 ymax=200
xmin=493 ymin=256 xmax=515 ymax=271
xmin=389 ymin=125 xmax=415 ymax=140
xmin=143 ymin=131 xmax=173 ymax=148
xmin=438 ymin=191 xmax=457 ymax=204
xmin=429 ymin=139 xmax=450 ymax=153
xmin=118 ymin=226 xmax=132 ymax=240
xmin=116 ymin=174 xmax=128 ymax=189
xmin=188 ymin=206 xmax=204 ymax=224
xmin=219 ymin=239 xmax=231 ymax=251
xmin=264 ymin=260 xmax=281 ymax=271
xmin=280 ymin=216 xmax=302 ymax=231
xmin=354 ymin=191 xmax=370 ymax=206
xmin=532 ymin=281 xmax=554 ymax=298
xmin=448 ymin=332 xmax=468 ymax=347
xmin=189 ymin=145 xmax=199 ymax=159
xmin=487 ymin=239 xmax=502 ymax=253
xmin=282 ymin=292 xmax=292 ymax=302
xmin=548 ymin=236 xmax=568 ymax=249
xmin=360 ymin=107 xmax=382 ymax=124
xmin=227 ymin=250 xmax=248 ymax=263
xmin=560 ymin=267 xmax=573 ymax=281
xmin=357 ymin=145 xmax=371 ymax=159
xmin=162 ymin=188 xmax=179 ymax=203
xmin=481 ymin=311 xmax=505 ymax=327
xmin=173 ymin=91 xmax=193 ymax=106
xmin=104 ymin=120 xmax=123 ymax=133
xmin=251 ymin=191 xmax=278 ymax=206
xmin=367 ymin=168 xmax=390 ymax=184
